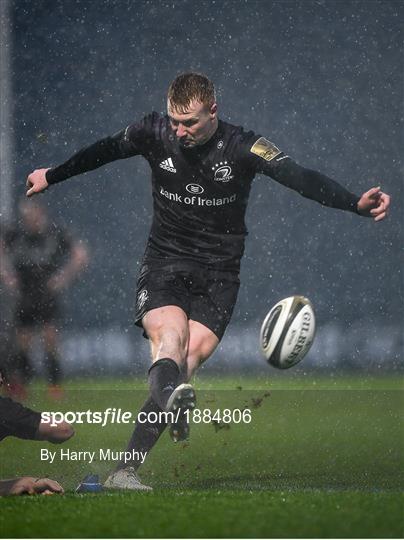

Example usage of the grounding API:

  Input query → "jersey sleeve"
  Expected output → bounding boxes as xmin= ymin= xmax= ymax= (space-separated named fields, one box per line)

xmin=0 ymin=396 xmax=41 ymax=441
xmin=46 ymin=112 xmax=160 ymax=185
xmin=242 ymin=133 xmax=360 ymax=213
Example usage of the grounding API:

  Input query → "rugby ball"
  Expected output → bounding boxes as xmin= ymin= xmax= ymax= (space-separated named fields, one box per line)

xmin=260 ymin=296 xmax=316 ymax=369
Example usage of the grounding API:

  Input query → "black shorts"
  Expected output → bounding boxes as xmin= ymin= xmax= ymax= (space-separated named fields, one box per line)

xmin=0 ymin=396 xmax=41 ymax=442
xmin=15 ymin=292 xmax=60 ymax=327
xmin=134 ymin=263 xmax=240 ymax=340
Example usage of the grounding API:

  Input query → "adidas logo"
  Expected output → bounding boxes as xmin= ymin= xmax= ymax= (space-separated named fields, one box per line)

xmin=159 ymin=157 xmax=176 ymax=173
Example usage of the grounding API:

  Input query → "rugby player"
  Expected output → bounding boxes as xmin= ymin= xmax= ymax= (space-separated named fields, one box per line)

xmin=0 ymin=200 xmax=88 ymax=400
xmin=25 ymin=73 xmax=390 ymax=490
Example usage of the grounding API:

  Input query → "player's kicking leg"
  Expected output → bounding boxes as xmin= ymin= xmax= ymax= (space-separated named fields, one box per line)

xmin=104 ymin=308 xmax=218 ymax=490
xmin=104 ymin=306 xmax=189 ymax=491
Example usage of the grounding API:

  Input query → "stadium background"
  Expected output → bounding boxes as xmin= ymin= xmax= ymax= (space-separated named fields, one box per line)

xmin=1 ymin=0 xmax=402 ymax=375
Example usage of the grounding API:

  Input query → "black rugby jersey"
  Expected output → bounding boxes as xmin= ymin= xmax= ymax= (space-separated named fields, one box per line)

xmin=3 ymin=225 xmax=72 ymax=296
xmin=46 ymin=113 xmax=360 ymax=271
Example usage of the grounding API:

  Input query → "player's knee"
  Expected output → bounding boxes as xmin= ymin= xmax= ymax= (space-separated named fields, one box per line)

xmin=38 ymin=420 xmax=74 ymax=443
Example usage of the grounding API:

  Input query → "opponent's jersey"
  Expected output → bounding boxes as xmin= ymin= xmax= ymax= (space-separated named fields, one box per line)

xmin=47 ymin=113 xmax=359 ymax=271
xmin=3 ymin=224 xmax=72 ymax=295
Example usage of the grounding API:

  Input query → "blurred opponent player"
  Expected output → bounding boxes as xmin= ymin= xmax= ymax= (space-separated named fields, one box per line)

xmin=25 ymin=73 xmax=390 ymax=489
xmin=0 ymin=200 xmax=88 ymax=399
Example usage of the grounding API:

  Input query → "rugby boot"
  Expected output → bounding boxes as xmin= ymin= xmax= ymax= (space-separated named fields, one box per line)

xmin=166 ymin=383 xmax=196 ymax=442
xmin=104 ymin=466 xmax=152 ymax=491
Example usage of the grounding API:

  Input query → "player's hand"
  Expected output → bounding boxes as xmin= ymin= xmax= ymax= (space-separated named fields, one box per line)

xmin=26 ymin=168 xmax=50 ymax=197
xmin=357 ymin=187 xmax=390 ymax=222
xmin=31 ymin=478 xmax=64 ymax=495
xmin=8 ymin=477 xmax=64 ymax=496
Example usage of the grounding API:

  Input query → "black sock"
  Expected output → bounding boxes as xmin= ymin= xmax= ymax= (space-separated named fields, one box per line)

xmin=44 ymin=352 xmax=62 ymax=385
xmin=148 ymin=358 xmax=180 ymax=410
xmin=117 ymin=395 xmax=167 ymax=471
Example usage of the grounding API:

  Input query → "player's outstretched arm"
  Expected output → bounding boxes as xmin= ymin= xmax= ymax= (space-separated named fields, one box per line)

xmin=25 ymin=115 xmax=156 ymax=192
xmin=35 ymin=418 xmax=74 ymax=444
xmin=357 ymin=186 xmax=390 ymax=222
xmin=26 ymin=168 xmax=50 ymax=197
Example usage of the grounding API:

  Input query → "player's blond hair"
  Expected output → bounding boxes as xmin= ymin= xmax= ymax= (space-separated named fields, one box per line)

xmin=167 ymin=72 xmax=216 ymax=113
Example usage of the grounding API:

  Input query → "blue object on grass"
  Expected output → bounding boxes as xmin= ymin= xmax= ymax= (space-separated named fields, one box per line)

xmin=75 ymin=474 xmax=103 ymax=493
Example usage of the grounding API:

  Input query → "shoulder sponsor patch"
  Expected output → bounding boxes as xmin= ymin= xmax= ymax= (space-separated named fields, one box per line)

xmin=250 ymin=137 xmax=281 ymax=162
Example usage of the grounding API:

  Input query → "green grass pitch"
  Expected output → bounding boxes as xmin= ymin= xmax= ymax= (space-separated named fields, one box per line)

xmin=1 ymin=374 xmax=403 ymax=538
